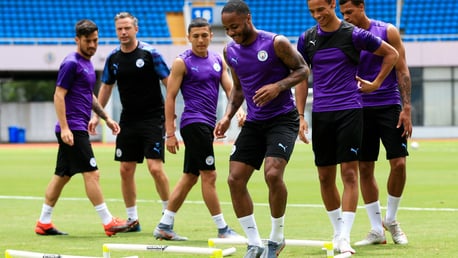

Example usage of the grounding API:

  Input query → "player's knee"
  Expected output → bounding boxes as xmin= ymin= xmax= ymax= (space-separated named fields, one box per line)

xmin=390 ymin=157 xmax=406 ymax=173
xmin=264 ymin=170 xmax=283 ymax=186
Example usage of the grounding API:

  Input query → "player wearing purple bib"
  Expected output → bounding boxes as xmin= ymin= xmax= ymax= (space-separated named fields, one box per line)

xmin=340 ymin=0 xmax=412 ymax=246
xmin=178 ymin=47 xmax=227 ymax=128
xmin=153 ymin=17 xmax=240 ymax=241
xmin=225 ymin=31 xmax=298 ymax=121
xmin=216 ymin=1 xmax=310 ymax=257
xmin=35 ymin=19 xmax=129 ymax=237
xmin=296 ymin=0 xmax=399 ymax=254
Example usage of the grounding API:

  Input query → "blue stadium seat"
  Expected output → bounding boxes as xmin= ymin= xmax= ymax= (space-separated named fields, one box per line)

xmin=402 ymin=0 xmax=458 ymax=39
xmin=0 ymin=0 xmax=456 ymax=44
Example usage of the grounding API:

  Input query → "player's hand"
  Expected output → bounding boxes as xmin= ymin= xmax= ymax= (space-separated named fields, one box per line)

xmin=105 ymin=118 xmax=121 ymax=135
xmin=356 ymin=76 xmax=381 ymax=93
xmin=253 ymin=83 xmax=281 ymax=107
xmin=88 ymin=116 xmax=100 ymax=135
xmin=398 ymin=106 xmax=412 ymax=138
xmin=235 ymin=108 xmax=246 ymax=127
xmin=166 ymin=135 xmax=179 ymax=154
xmin=214 ymin=116 xmax=231 ymax=139
xmin=61 ymin=128 xmax=74 ymax=146
xmin=298 ymin=116 xmax=310 ymax=144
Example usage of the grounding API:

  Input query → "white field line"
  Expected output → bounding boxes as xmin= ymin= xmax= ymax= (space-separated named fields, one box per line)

xmin=0 ymin=195 xmax=457 ymax=212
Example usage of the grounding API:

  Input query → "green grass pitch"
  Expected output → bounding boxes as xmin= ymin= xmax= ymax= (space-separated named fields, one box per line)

xmin=0 ymin=139 xmax=456 ymax=257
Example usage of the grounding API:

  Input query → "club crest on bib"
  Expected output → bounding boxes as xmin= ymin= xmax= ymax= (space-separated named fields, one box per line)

xmin=205 ymin=155 xmax=215 ymax=166
xmin=213 ymin=62 xmax=221 ymax=72
xmin=136 ymin=58 xmax=145 ymax=68
xmin=89 ymin=157 xmax=97 ymax=167
xmin=257 ymin=50 xmax=268 ymax=62
xmin=116 ymin=148 xmax=122 ymax=158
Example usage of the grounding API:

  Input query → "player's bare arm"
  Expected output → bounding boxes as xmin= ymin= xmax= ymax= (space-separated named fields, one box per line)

xmin=88 ymin=83 xmax=114 ymax=133
xmin=223 ymin=48 xmax=245 ymax=119
xmin=54 ymin=86 xmax=73 ymax=146
xmin=252 ymin=35 xmax=309 ymax=107
xmin=220 ymin=56 xmax=246 ymax=127
xmin=164 ymin=57 xmax=185 ymax=154
xmin=295 ymin=80 xmax=310 ymax=144
xmin=220 ymin=55 xmax=233 ymax=99
xmin=96 ymin=83 xmax=114 ymax=108
xmin=91 ymin=94 xmax=120 ymax=135
xmin=388 ymin=24 xmax=413 ymax=137
xmin=274 ymin=35 xmax=310 ymax=91
xmin=215 ymin=48 xmax=244 ymax=138
xmin=92 ymin=95 xmax=108 ymax=121
xmin=358 ymin=40 xmax=399 ymax=93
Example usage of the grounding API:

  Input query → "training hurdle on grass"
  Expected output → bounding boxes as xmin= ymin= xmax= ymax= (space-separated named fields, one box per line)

xmin=4 ymin=250 xmax=140 ymax=258
xmin=208 ymin=238 xmax=352 ymax=258
xmin=102 ymin=243 xmax=236 ymax=258
xmin=4 ymin=249 xmax=101 ymax=258
xmin=208 ymin=237 xmax=329 ymax=247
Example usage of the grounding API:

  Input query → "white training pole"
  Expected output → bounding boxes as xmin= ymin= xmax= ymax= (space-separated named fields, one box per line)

xmin=208 ymin=237 xmax=247 ymax=246
xmin=102 ymin=244 xmax=236 ymax=258
xmin=209 ymin=238 xmax=350 ymax=258
xmin=5 ymin=249 xmax=100 ymax=258
xmin=334 ymin=252 xmax=352 ymax=258
xmin=221 ymin=247 xmax=237 ymax=257
xmin=284 ymin=239 xmax=329 ymax=247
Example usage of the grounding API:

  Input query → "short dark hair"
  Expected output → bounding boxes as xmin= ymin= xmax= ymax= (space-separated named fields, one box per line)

xmin=221 ymin=0 xmax=250 ymax=15
xmin=339 ymin=0 xmax=365 ymax=5
xmin=75 ymin=19 xmax=98 ymax=37
xmin=188 ymin=17 xmax=211 ymax=33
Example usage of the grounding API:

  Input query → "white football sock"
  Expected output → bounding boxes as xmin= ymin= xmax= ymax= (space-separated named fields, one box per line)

xmin=239 ymin=214 xmax=263 ymax=246
xmin=39 ymin=203 xmax=53 ymax=224
xmin=385 ymin=194 xmax=401 ymax=223
xmin=365 ymin=201 xmax=384 ymax=234
xmin=212 ymin=213 xmax=228 ymax=229
xmin=95 ymin=203 xmax=113 ymax=225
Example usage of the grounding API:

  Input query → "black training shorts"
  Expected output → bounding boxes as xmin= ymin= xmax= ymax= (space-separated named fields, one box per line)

xmin=312 ymin=109 xmax=363 ymax=166
xmin=115 ymin=118 xmax=165 ymax=163
xmin=181 ymin=123 xmax=216 ymax=176
xmin=55 ymin=130 xmax=98 ymax=177
xmin=360 ymin=104 xmax=409 ymax=161
xmin=230 ymin=110 xmax=299 ymax=170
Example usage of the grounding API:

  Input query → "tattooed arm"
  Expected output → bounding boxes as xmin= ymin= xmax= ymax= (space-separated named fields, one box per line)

xmin=252 ymin=35 xmax=309 ymax=107
xmin=90 ymin=94 xmax=120 ymax=135
xmin=274 ymin=35 xmax=310 ymax=90
xmin=388 ymin=24 xmax=412 ymax=138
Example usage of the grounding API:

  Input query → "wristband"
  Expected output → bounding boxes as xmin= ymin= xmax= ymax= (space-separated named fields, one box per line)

xmin=298 ymin=114 xmax=304 ymax=117
xmin=166 ymin=134 xmax=175 ymax=139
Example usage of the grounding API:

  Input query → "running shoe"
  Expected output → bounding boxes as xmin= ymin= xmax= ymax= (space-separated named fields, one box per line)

xmin=383 ymin=219 xmax=408 ymax=244
xmin=332 ymin=234 xmax=339 ymax=251
xmin=35 ymin=221 xmax=68 ymax=236
xmin=104 ymin=217 xmax=129 ymax=237
xmin=244 ymin=245 xmax=265 ymax=258
xmin=262 ymin=238 xmax=285 ymax=258
xmin=218 ymin=226 xmax=241 ymax=238
xmin=124 ymin=218 xmax=141 ymax=232
xmin=354 ymin=229 xmax=387 ymax=246
xmin=153 ymin=223 xmax=188 ymax=241
xmin=336 ymin=237 xmax=356 ymax=254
